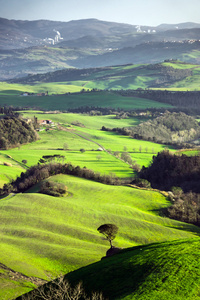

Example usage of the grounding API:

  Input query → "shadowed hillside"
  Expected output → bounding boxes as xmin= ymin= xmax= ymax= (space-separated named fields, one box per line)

xmin=17 ymin=238 xmax=200 ymax=300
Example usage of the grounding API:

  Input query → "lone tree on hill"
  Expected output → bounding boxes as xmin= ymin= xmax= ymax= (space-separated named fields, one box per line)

xmin=97 ymin=224 xmax=118 ymax=248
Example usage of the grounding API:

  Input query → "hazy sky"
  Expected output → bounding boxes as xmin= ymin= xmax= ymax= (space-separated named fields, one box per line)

xmin=1 ymin=0 xmax=200 ymax=26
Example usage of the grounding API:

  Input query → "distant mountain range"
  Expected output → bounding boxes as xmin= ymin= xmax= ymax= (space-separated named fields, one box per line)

xmin=1 ymin=18 xmax=200 ymax=80
xmin=1 ymin=17 xmax=200 ymax=50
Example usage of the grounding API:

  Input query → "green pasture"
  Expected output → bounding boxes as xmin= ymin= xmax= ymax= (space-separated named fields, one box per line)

xmin=4 ymin=149 xmax=134 ymax=179
xmin=0 ymin=112 xmax=172 ymax=186
xmin=1 ymin=174 xmax=200 ymax=299
xmin=21 ymin=111 xmax=144 ymax=129
xmin=0 ymin=90 xmax=172 ymax=110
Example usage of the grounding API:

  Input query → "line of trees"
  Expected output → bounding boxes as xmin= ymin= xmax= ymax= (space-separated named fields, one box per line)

xmin=116 ymin=89 xmax=200 ymax=109
xmin=1 ymin=162 xmax=121 ymax=195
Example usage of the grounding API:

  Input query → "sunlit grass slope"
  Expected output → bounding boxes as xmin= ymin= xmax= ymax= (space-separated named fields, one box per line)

xmin=64 ymin=238 xmax=200 ymax=300
xmin=1 ymin=174 xmax=200 ymax=299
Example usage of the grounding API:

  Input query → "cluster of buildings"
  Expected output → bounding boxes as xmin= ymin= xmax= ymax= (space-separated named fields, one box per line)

xmin=20 ymin=92 xmax=48 ymax=97
xmin=43 ymin=29 xmax=63 ymax=45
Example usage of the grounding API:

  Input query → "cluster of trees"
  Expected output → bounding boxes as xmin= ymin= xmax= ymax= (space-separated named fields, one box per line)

xmin=135 ymin=150 xmax=200 ymax=226
xmin=166 ymin=191 xmax=200 ymax=226
xmin=68 ymin=106 xmax=200 ymax=118
xmin=1 ymin=162 xmax=121 ymax=195
xmin=138 ymin=150 xmax=200 ymax=193
xmin=131 ymin=111 xmax=200 ymax=144
xmin=116 ymin=89 xmax=200 ymax=110
xmin=0 ymin=105 xmax=32 ymax=116
xmin=0 ymin=117 xmax=38 ymax=149
xmin=146 ymin=63 xmax=192 ymax=86
xmin=102 ymin=112 xmax=200 ymax=146
xmin=67 ymin=106 xmax=123 ymax=115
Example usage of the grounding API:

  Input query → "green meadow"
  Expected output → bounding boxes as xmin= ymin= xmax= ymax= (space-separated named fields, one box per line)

xmin=0 ymin=112 xmax=171 ymax=187
xmin=0 ymin=90 xmax=172 ymax=111
xmin=1 ymin=175 xmax=200 ymax=299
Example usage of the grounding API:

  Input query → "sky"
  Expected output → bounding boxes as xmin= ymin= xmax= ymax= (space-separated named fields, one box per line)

xmin=0 ymin=0 xmax=200 ymax=26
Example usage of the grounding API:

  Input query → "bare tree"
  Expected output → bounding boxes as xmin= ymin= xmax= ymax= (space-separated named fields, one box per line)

xmin=21 ymin=276 xmax=106 ymax=300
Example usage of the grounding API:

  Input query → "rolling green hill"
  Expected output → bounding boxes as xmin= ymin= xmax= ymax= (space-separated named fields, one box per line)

xmin=60 ymin=238 xmax=200 ymax=300
xmin=8 ymin=61 xmax=200 ymax=92
xmin=2 ymin=61 xmax=200 ymax=113
xmin=1 ymin=175 xmax=200 ymax=299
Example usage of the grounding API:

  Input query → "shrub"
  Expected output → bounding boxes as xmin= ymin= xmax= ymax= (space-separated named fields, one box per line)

xmin=39 ymin=181 xmax=67 ymax=197
xmin=132 ymin=178 xmax=151 ymax=188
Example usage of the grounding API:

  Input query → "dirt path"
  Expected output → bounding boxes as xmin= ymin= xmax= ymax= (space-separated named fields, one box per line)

xmin=58 ymin=125 xmax=106 ymax=150
xmin=74 ymin=132 xmax=106 ymax=150
xmin=58 ymin=125 xmax=133 ymax=168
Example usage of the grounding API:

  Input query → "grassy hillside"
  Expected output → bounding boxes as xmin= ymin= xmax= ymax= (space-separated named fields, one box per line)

xmin=1 ymin=175 xmax=200 ymax=299
xmin=62 ymin=238 xmax=200 ymax=300
xmin=4 ymin=61 xmax=200 ymax=95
